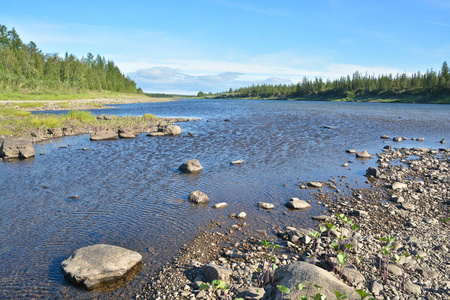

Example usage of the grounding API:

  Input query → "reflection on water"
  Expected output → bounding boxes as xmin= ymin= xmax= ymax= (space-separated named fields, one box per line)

xmin=1 ymin=99 xmax=449 ymax=299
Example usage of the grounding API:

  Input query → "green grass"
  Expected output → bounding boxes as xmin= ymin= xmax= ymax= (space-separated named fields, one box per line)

xmin=14 ymin=102 xmax=46 ymax=108
xmin=142 ymin=113 xmax=157 ymax=120
xmin=0 ymin=107 xmax=32 ymax=117
xmin=66 ymin=110 xmax=96 ymax=122
xmin=85 ymin=102 xmax=103 ymax=107
xmin=30 ymin=115 xmax=62 ymax=128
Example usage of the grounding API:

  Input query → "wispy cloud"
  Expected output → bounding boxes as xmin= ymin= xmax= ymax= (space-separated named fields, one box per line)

xmin=428 ymin=21 xmax=450 ymax=27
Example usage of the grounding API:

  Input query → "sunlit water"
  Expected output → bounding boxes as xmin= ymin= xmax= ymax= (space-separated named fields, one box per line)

xmin=1 ymin=99 xmax=449 ymax=299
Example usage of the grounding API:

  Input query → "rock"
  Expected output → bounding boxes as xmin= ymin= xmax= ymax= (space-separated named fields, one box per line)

xmin=390 ymin=195 xmax=405 ymax=203
xmin=188 ymin=191 xmax=210 ymax=204
xmin=230 ymin=159 xmax=244 ymax=165
xmin=406 ymin=280 xmax=422 ymax=295
xmin=417 ymin=137 xmax=425 ymax=141
xmin=387 ymin=264 xmax=402 ymax=276
xmin=237 ymin=212 xmax=247 ymax=219
xmin=213 ymin=202 xmax=228 ymax=209
xmin=272 ymin=262 xmax=359 ymax=299
xmin=286 ymin=198 xmax=311 ymax=210
xmin=90 ymin=131 xmax=118 ymax=141
xmin=383 ymin=145 xmax=392 ymax=152
xmin=61 ymin=244 xmax=142 ymax=290
xmin=202 ymin=263 xmax=232 ymax=282
xmin=440 ymin=139 xmax=446 ymax=144
xmin=118 ymin=128 xmax=137 ymax=138
xmin=366 ymin=167 xmax=380 ymax=177
xmin=371 ymin=280 xmax=383 ymax=296
xmin=341 ymin=265 xmax=365 ymax=286
xmin=342 ymin=163 xmax=349 ymax=167
xmin=346 ymin=149 xmax=356 ymax=153
xmin=0 ymin=139 xmax=35 ymax=158
xmin=401 ymin=202 xmax=416 ymax=211
xmin=380 ymin=135 xmax=390 ymax=139
xmin=147 ymin=132 xmax=166 ymax=136
xmin=163 ymin=125 xmax=182 ymax=136
xmin=417 ymin=268 xmax=440 ymax=279
xmin=235 ymin=287 xmax=265 ymax=299
xmin=307 ymin=181 xmax=323 ymax=188
xmin=258 ymin=202 xmax=275 ymax=209
xmin=312 ymin=215 xmax=332 ymax=222
xmin=323 ymin=125 xmax=336 ymax=129
xmin=393 ymin=137 xmax=403 ymax=142
xmin=392 ymin=182 xmax=407 ymax=190
xmin=356 ymin=151 xmax=371 ymax=158
xmin=178 ymin=159 xmax=203 ymax=173
xmin=0 ymin=135 xmax=5 ymax=143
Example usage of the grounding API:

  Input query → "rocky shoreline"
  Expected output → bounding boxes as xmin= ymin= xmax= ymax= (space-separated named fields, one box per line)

xmin=135 ymin=146 xmax=449 ymax=300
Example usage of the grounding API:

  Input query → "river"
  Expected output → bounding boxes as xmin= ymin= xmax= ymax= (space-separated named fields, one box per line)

xmin=1 ymin=99 xmax=449 ymax=299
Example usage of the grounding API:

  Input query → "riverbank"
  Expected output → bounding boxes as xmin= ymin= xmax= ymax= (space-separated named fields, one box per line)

xmin=0 ymin=94 xmax=178 ymax=141
xmin=0 ymin=93 xmax=176 ymax=112
xmin=136 ymin=146 xmax=450 ymax=299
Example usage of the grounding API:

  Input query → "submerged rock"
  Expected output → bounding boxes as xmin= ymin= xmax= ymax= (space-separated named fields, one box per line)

xmin=0 ymin=139 xmax=34 ymax=158
xmin=90 ymin=131 xmax=118 ymax=141
xmin=188 ymin=190 xmax=210 ymax=204
xmin=61 ymin=244 xmax=142 ymax=290
xmin=258 ymin=202 xmax=275 ymax=209
xmin=178 ymin=159 xmax=203 ymax=174
xmin=286 ymin=198 xmax=311 ymax=210
xmin=356 ymin=150 xmax=371 ymax=158
xmin=163 ymin=125 xmax=182 ymax=136
xmin=230 ymin=159 xmax=244 ymax=165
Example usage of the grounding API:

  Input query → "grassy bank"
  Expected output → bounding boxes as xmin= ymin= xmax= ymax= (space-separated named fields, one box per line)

xmin=0 ymin=107 xmax=162 ymax=139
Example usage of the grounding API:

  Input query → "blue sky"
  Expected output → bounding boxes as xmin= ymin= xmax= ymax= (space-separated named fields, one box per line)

xmin=2 ymin=0 xmax=449 ymax=94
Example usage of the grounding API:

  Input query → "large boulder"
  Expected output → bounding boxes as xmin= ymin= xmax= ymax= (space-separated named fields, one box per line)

xmin=178 ymin=159 xmax=203 ymax=173
xmin=90 ymin=131 xmax=118 ymax=141
xmin=272 ymin=262 xmax=359 ymax=299
xmin=61 ymin=244 xmax=142 ymax=290
xmin=286 ymin=198 xmax=311 ymax=210
xmin=163 ymin=125 xmax=182 ymax=136
xmin=0 ymin=139 xmax=34 ymax=158
xmin=202 ymin=263 xmax=232 ymax=282
xmin=189 ymin=190 xmax=210 ymax=204
xmin=118 ymin=128 xmax=137 ymax=138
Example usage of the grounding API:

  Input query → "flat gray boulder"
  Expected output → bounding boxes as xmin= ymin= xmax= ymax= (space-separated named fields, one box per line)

xmin=0 ymin=139 xmax=34 ymax=158
xmin=178 ymin=159 xmax=203 ymax=173
xmin=202 ymin=263 xmax=232 ymax=282
xmin=118 ymin=128 xmax=137 ymax=138
xmin=272 ymin=262 xmax=359 ymax=299
xmin=61 ymin=244 xmax=142 ymax=290
xmin=286 ymin=198 xmax=311 ymax=210
xmin=189 ymin=190 xmax=210 ymax=204
xmin=90 ymin=131 xmax=118 ymax=141
xmin=231 ymin=159 xmax=244 ymax=164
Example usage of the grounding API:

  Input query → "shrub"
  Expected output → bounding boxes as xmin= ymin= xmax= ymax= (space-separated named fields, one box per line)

xmin=0 ymin=107 xmax=31 ymax=117
xmin=142 ymin=113 xmax=157 ymax=120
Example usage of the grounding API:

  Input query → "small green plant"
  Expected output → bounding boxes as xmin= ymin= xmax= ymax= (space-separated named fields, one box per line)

xmin=277 ymin=284 xmax=290 ymax=299
xmin=355 ymin=289 xmax=375 ymax=299
xmin=309 ymin=225 xmax=326 ymax=265
xmin=378 ymin=235 xmax=396 ymax=285
xmin=257 ymin=239 xmax=282 ymax=286
xmin=211 ymin=279 xmax=230 ymax=292
xmin=334 ymin=291 xmax=348 ymax=299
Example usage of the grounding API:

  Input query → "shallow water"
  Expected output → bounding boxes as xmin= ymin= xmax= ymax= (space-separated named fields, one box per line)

xmin=1 ymin=99 xmax=449 ymax=299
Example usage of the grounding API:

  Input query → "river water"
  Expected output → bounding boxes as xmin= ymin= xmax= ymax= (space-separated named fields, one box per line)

xmin=1 ymin=99 xmax=449 ymax=299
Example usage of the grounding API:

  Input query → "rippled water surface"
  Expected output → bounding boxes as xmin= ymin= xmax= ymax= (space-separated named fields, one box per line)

xmin=1 ymin=99 xmax=449 ymax=299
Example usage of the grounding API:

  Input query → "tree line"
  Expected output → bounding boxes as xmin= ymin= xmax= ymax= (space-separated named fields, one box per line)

xmin=0 ymin=24 xmax=142 ymax=94
xmin=208 ymin=62 xmax=449 ymax=101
